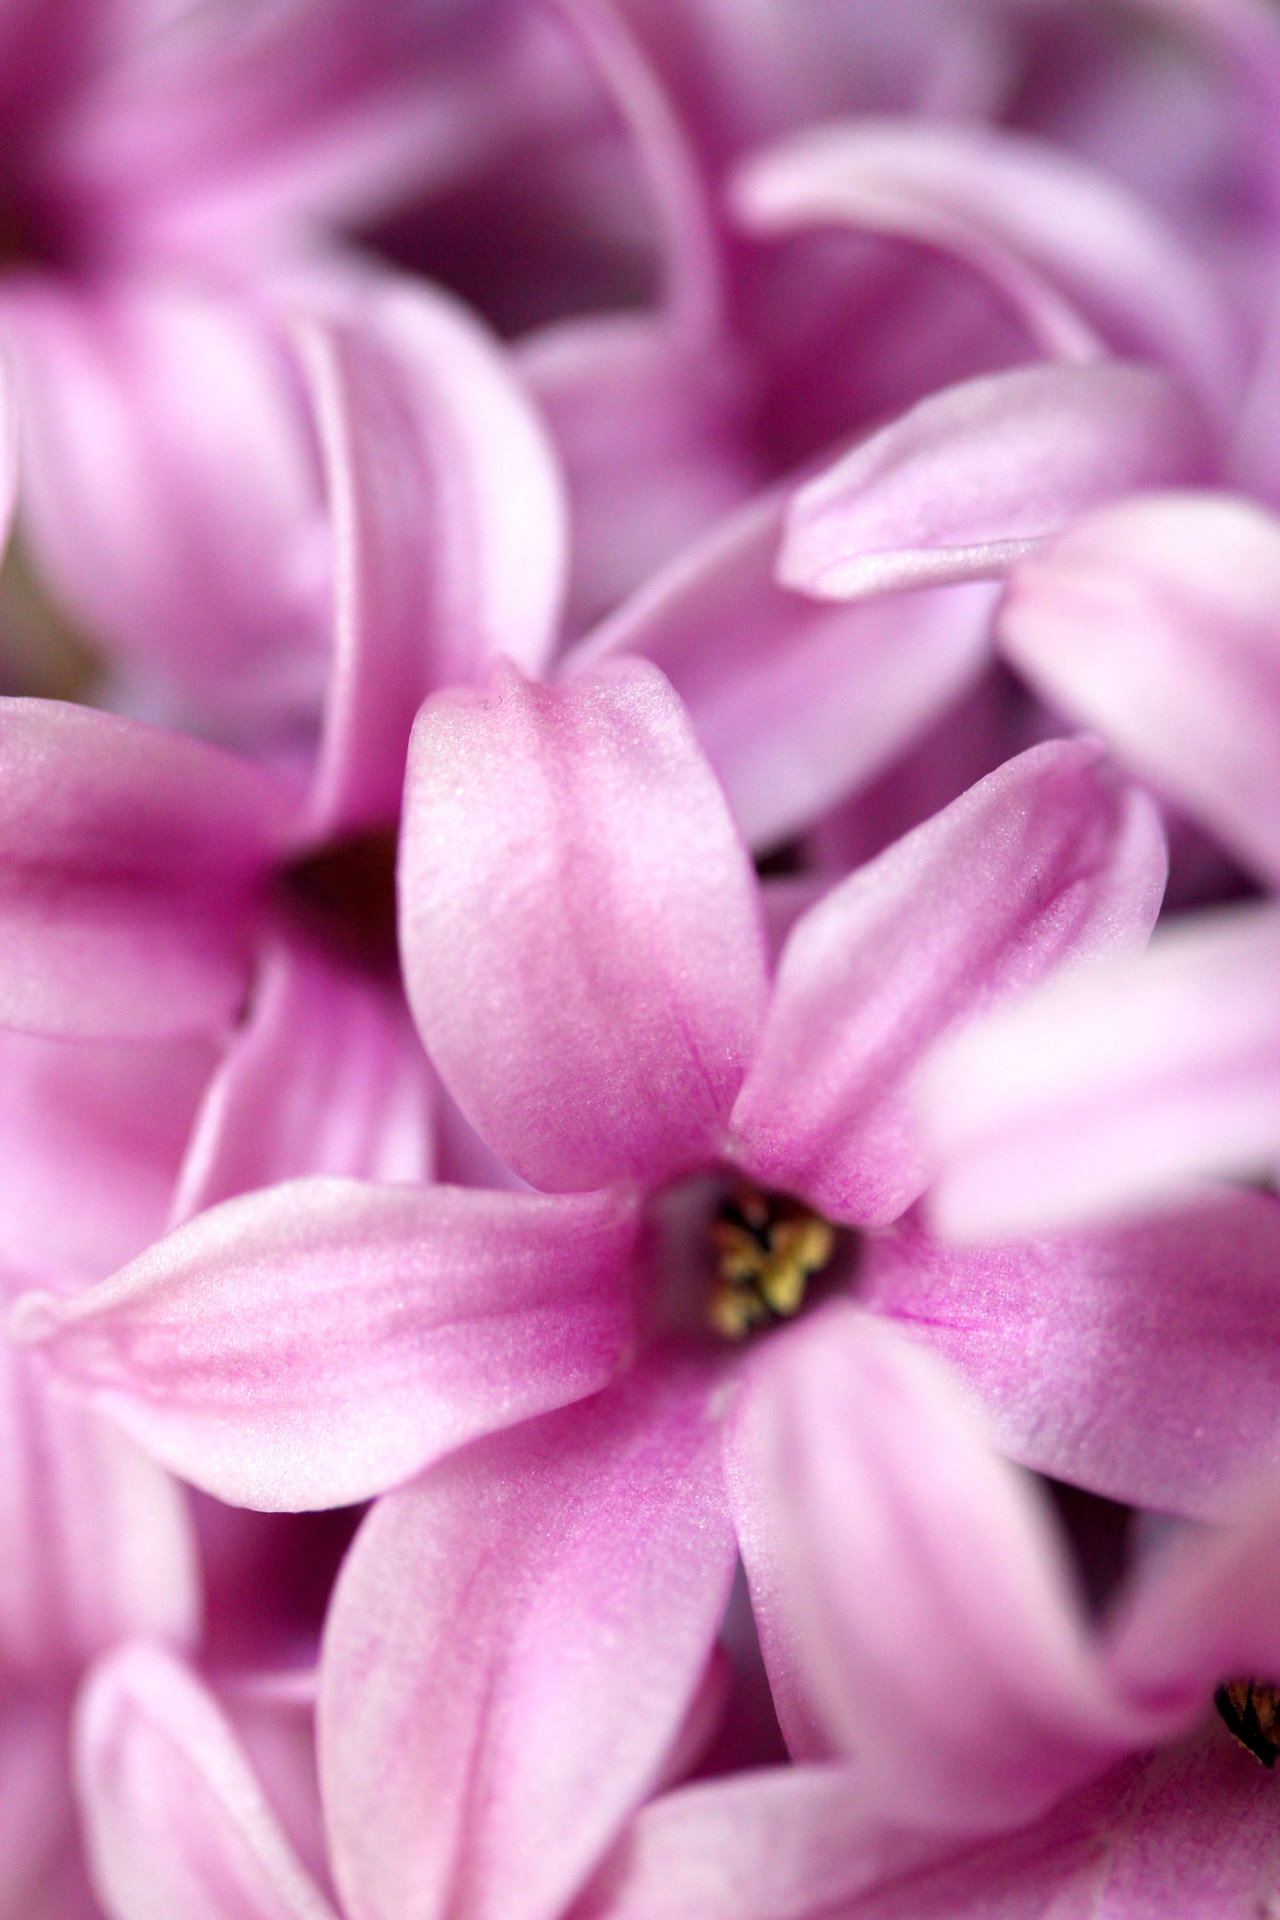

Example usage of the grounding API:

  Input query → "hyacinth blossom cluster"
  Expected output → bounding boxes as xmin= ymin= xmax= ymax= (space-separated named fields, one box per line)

xmin=2 ymin=1 xmax=1280 ymax=1916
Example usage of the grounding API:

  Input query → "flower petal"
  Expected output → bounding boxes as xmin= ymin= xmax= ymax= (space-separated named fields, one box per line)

xmin=170 ymin=937 xmax=434 ymax=1226
xmin=576 ymin=1762 xmax=949 ymax=1920
xmin=724 ymin=1307 xmax=1159 ymax=1833
xmin=11 ymin=1180 xmax=640 ymax=1510
xmin=731 ymin=118 xmax=1239 ymax=414
xmin=779 ymin=363 xmax=1214 ymax=602
xmin=730 ymin=739 xmax=1166 ymax=1227
xmin=0 ymin=1689 xmax=97 ymax=1920
xmin=319 ymin=1358 xmax=736 ymax=1920
xmin=920 ymin=901 xmax=1280 ymax=1238
xmin=291 ymin=266 xmax=568 ymax=839
xmin=74 ymin=1642 xmax=337 ymax=1920
xmin=400 ymin=661 xmax=767 ymax=1191
xmin=0 ymin=699 xmax=285 ymax=1038
xmin=998 ymin=491 xmax=1280 ymax=886
xmin=0 ymin=1316 xmax=199 ymax=1674
xmin=567 ymin=489 xmax=997 ymax=850
xmin=863 ymin=1189 xmax=1280 ymax=1522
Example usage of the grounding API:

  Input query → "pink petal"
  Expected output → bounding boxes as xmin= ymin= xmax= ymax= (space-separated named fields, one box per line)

xmin=724 ymin=1307 xmax=1156 ymax=1834
xmin=290 ymin=265 xmax=568 ymax=839
xmin=4 ymin=274 xmax=332 ymax=728
xmin=74 ymin=1642 xmax=337 ymax=1920
xmin=519 ymin=313 xmax=759 ymax=636
xmin=863 ymin=1189 xmax=1280 ymax=1522
xmin=0 ymin=1029 xmax=216 ymax=1280
xmin=0 ymin=345 xmax=17 ymax=561
xmin=576 ymin=1763 xmax=951 ymax=1920
xmin=0 ymin=699 xmax=286 ymax=1039
xmin=567 ymin=489 xmax=997 ymax=850
xmin=730 ymin=118 xmax=1239 ymax=415
xmin=998 ymin=491 xmax=1280 ymax=886
xmin=730 ymin=740 xmax=1167 ymax=1227
xmin=319 ymin=1358 xmax=736 ymax=1920
xmin=11 ymin=1180 xmax=640 ymax=1510
xmin=0 ymin=1317 xmax=199 ymax=1674
xmin=0 ymin=1689 xmax=97 ymax=1920
xmin=171 ymin=937 xmax=434 ymax=1226
xmin=400 ymin=661 xmax=767 ymax=1192
xmin=779 ymin=363 xmax=1214 ymax=602
xmin=920 ymin=901 xmax=1280 ymax=1238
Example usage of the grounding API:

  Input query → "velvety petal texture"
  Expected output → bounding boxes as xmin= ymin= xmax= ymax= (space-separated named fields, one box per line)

xmin=724 ymin=1309 xmax=1164 ymax=1831
xmin=730 ymin=118 xmax=1239 ymax=412
xmin=998 ymin=491 xmax=1280 ymax=886
xmin=291 ymin=266 xmax=568 ymax=838
xmin=319 ymin=1360 xmax=736 ymax=1920
xmin=863 ymin=1189 xmax=1280 ymax=1521
xmin=0 ymin=700 xmax=286 ymax=1038
xmin=11 ymin=1179 xmax=640 ymax=1510
xmin=729 ymin=740 xmax=1167 ymax=1226
xmin=568 ymin=490 xmax=997 ymax=850
xmin=75 ymin=1642 xmax=337 ymax=1920
xmin=170 ymin=937 xmax=434 ymax=1225
xmin=0 ymin=1314 xmax=200 ymax=1674
xmin=778 ymin=363 xmax=1214 ymax=601
xmin=920 ymin=901 xmax=1280 ymax=1237
xmin=399 ymin=661 xmax=768 ymax=1191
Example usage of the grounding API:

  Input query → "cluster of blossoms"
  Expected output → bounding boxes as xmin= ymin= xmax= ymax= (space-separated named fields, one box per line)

xmin=2 ymin=1 xmax=1280 ymax=1915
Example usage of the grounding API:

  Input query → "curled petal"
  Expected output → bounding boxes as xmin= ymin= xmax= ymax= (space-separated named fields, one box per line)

xmin=292 ymin=267 xmax=568 ymax=839
xmin=725 ymin=1308 xmax=1163 ymax=1832
xmin=920 ymin=901 xmax=1280 ymax=1238
xmin=400 ymin=661 xmax=767 ymax=1191
xmin=863 ymin=1190 xmax=1280 ymax=1522
xmin=568 ymin=489 xmax=996 ymax=850
xmin=11 ymin=1180 xmax=640 ymax=1510
xmin=171 ymin=937 xmax=433 ymax=1225
xmin=999 ymin=491 xmax=1280 ymax=886
xmin=730 ymin=740 xmax=1166 ymax=1227
xmin=731 ymin=118 xmax=1239 ymax=413
xmin=0 ymin=700 xmax=286 ymax=1039
xmin=779 ymin=363 xmax=1214 ymax=602
xmin=75 ymin=1642 xmax=337 ymax=1920
xmin=319 ymin=1359 xmax=736 ymax=1920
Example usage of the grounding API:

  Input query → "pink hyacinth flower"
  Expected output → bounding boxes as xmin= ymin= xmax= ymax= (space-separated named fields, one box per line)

xmin=65 ymin=1312 xmax=1280 ymax=1920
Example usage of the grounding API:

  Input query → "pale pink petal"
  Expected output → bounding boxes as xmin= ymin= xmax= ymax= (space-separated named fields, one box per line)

xmin=319 ymin=1358 xmax=736 ymax=1920
xmin=920 ymin=901 xmax=1280 ymax=1238
xmin=0 ymin=345 xmax=17 ymax=563
xmin=289 ymin=265 xmax=568 ymax=838
xmin=576 ymin=1763 xmax=952 ymax=1920
xmin=0 ymin=699 xmax=286 ymax=1039
xmin=1109 ymin=1485 xmax=1280 ymax=1720
xmin=0 ymin=1688 xmax=99 ymax=1920
xmin=779 ymin=363 xmax=1214 ymax=602
xmin=730 ymin=119 xmax=1239 ymax=414
xmin=0 ymin=1029 xmax=216 ymax=1280
xmin=812 ymin=1733 xmax=1280 ymax=1920
xmin=11 ymin=1180 xmax=640 ymax=1510
xmin=863 ymin=1189 xmax=1280 ymax=1522
xmin=171 ymin=937 xmax=433 ymax=1226
xmin=730 ymin=740 xmax=1167 ymax=1227
xmin=567 ymin=489 xmax=997 ymax=850
xmin=998 ymin=491 xmax=1280 ymax=886
xmin=724 ymin=1307 xmax=1160 ymax=1833
xmin=74 ymin=1643 xmax=337 ymax=1920
xmin=400 ymin=661 xmax=767 ymax=1191
xmin=3 ymin=274 xmax=332 ymax=728
xmin=519 ymin=313 xmax=759 ymax=636
xmin=0 ymin=1318 xmax=199 ymax=1674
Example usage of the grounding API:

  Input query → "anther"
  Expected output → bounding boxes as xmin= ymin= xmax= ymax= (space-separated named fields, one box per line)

xmin=707 ymin=1184 xmax=835 ymax=1340
xmin=1215 ymin=1680 xmax=1280 ymax=1766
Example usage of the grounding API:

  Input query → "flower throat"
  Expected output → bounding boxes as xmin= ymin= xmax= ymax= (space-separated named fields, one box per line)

xmin=707 ymin=1184 xmax=835 ymax=1340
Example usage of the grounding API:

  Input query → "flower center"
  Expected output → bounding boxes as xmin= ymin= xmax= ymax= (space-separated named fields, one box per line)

xmin=706 ymin=1183 xmax=836 ymax=1340
xmin=1216 ymin=1680 xmax=1280 ymax=1766
xmin=281 ymin=828 xmax=399 ymax=966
